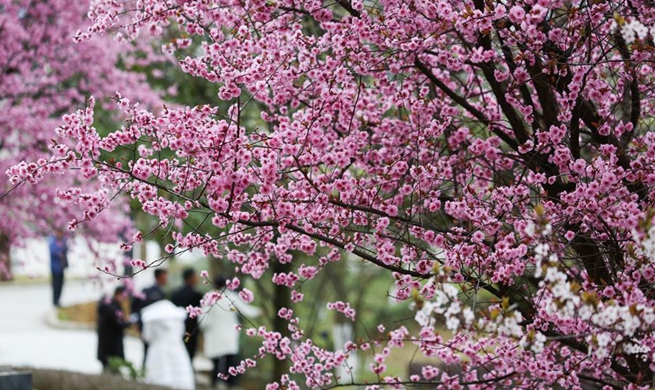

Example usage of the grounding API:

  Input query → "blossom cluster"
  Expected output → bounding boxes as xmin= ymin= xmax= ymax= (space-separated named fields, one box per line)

xmin=611 ymin=17 xmax=655 ymax=44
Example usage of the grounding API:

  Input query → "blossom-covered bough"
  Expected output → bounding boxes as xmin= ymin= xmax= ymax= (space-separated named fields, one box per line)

xmin=8 ymin=0 xmax=655 ymax=388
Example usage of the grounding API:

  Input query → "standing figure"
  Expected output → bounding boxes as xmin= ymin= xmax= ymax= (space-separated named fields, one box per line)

xmin=97 ymin=286 xmax=131 ymax=371
xmin=141 ymin=299 xmax=195 ymax=390
xmin=171 ymin=268 xmax=203 ymax=361
xmin=141 ymin=268 xmax=168 ymax=304
xmin=200 ymin=276 xmax=260 ymax=389
xmin=48 ymin=229 xmax=68 ymax=307
xmin=132 ymin=268 xmax=168 ymax=367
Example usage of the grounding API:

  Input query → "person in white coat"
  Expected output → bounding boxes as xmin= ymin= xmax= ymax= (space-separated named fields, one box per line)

xmin=141 ymin=299 xmax=195 ymax=390
xmin=200 ymin=276 xmax=260 ymax=389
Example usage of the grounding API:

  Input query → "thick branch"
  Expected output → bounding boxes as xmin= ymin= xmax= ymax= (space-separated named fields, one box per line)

xmin=614 ymin=32 xmax=641 ymax=132
xmin=524 ymin=57 xmax=560 ymax=132
xmin=570 ymin=234 xmax=614 ymax=286
xmin=473 ymin=30 xmax=531 ymax=144
xmin=578 ymin=99 xmax=647 ymax=202
xmin=334 ymin=0 xmax=361 ymax=17
xmin=570 ymin=100 xmax=581 ymax=159
xmin=414 ymin=57 xmax=519 ymax=151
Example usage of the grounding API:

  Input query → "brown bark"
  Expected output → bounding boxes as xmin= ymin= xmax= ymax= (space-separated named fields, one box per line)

xmin=272 ymin=259 xmax=291 ymax=381
xmin=0 ymin=234 xmax=12 ymax=281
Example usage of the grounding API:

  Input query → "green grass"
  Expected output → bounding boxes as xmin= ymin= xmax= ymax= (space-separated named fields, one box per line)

xmin=56 ymin=311 xmax=70 ymax=321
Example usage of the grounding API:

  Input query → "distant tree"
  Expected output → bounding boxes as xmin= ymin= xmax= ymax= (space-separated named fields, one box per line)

xmin=9 ymin=0 xmax=655 ymax=388
xmin=0 ymin=0 xmax=160 ymax=278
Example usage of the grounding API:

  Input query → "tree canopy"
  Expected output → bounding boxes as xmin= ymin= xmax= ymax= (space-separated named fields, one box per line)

xmin=7 ymin=0 xmax=655 ymax=388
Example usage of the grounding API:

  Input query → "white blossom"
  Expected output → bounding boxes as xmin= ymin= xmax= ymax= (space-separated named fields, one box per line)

xmin=617 ymin=18 xmax=653 ymax=44
xmin=531 ymin=332 xmax=547 ymax=354
xmin=525 ymin=222 xmax=536 ymax=237
xmin=541 ymin=223 xmax=552 ymax=237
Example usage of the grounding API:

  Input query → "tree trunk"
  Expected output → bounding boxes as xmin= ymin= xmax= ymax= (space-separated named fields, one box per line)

xmin=272 ymin=259 xmax=291 ymax=381
xmin=0 ymin=234 xmax=12 ymax=281
xmin=328 ymin=256 xmax=360 ymax=382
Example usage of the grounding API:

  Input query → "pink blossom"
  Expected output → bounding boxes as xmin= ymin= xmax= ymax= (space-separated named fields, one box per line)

xmin=239 ymin=288 xmax=254 ymax=303
xmin=508 ymin=6 xmax=526 ymax=23
xmin=186 ymin=305 xmax=203 ymax=319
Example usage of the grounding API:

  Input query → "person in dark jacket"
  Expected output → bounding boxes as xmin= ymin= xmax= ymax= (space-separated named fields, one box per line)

xmin=141 ymin=268 xmax=168 ymax=305
xmin=48 ymin=230 xmax=68 ymax=307
xmin=171 ymin=268 xmax=203 ymax=361
xmin=97 ymin=286 xmax=131 ymax=371
xmin=132 ymin=268 xmax=168 ymax=367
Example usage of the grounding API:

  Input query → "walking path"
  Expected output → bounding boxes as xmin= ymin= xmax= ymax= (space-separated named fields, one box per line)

xmin=0 ymin=280 xmax=144 ymax=374
xmin=0 ymin=238 xmax=211 ymax=376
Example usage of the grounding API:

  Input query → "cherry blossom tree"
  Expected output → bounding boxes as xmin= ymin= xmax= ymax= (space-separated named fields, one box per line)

xmin=8 ymin=0 xmax=655 ymax=388
xmin=0 ymin=0 xmax=160 ymax=278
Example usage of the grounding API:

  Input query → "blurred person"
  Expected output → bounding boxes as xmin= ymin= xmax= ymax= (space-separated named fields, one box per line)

xmin=97 ymin=285 xmax=132 ymax=371
xmin=171 ymin=268 xmax=203 ymax=361
xmin=132 ymin=268 xmax=168 ymax=367
xmin=141 ymin=299 xmax=195 ymax=390
xmin=48 ymin=229 xmax=68 ymax=307
xmin=142 ymin=268 xmax=168 ymax=304
xmin=200 ymin=275 xmax=260 ymax=389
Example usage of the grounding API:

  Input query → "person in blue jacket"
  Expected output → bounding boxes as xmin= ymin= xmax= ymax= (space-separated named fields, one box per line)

xmin=48 ymin=229 xmax=68 ymax=307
